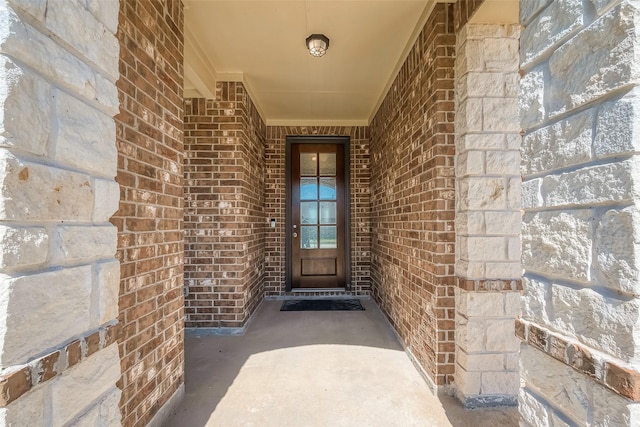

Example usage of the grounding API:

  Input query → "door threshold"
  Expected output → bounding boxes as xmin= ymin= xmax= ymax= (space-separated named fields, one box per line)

xmin=266 ymin=292 xmax=371 ymax=301
xmin=291 ymin=288 xmax=347 ymax=293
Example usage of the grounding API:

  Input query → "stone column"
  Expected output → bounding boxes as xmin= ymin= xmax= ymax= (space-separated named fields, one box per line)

xmin=454 ymin=23 xmax=522 ymax=407
xmin=0 ymin=0 xmax=121 ymax=425
xmin=519 ymin=0 xmax=640 ymax=424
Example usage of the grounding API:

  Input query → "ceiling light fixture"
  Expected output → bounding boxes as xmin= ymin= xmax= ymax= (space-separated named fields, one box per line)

xmin=306 ymin=34 xmax=330 ymax=57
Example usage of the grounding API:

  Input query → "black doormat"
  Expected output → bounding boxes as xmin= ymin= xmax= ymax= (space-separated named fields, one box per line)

xmin=280 ymin=299 xmax=365 ymax=311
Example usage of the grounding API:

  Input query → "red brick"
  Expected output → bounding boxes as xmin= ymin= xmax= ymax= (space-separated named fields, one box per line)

xmin=0 ymin=366 xmax=31 ymax=406
xmin=605 ymin=363 xmax=640 ymax=402
xmin=369 ymin=3 xmax=456 ymax=384
xmin=184 ymin=83 xmax=268 ymax=327
xmin=66 ymin=339 xmax=82 ymax=368
xmin=114 ymin=1 xmax=185 ymax=426
xmin=85 ymin=331 xmax=101 ymax=357
xmin=35 ymin=350 xmax=60 ymax=383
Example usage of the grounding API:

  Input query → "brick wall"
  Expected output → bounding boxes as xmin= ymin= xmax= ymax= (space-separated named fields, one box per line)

xmin=264 ymin=126 xmax=371 ymax=296
xmin=369 ymin=3 xmax=456 ymax=387
xmin=113 ymin=1 xmax=185 ymax=426
xmin=454 ymin=0 xmax=486 ymax=31
xmin=184 ymin=98 xmax=369 ymax=320
xmin=0 ymin=0 xmax=122 ymax=424
xmin=184 ymin=82 xmax=266 ymax=328
xmin=519 ymin=0 xmax=640 ymax=424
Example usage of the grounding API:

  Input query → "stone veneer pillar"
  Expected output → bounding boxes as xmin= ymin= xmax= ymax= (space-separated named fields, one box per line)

xmin=0 ymin=0 xmax=122 ymax=424
xmin=519 ymin=0 xmax=640 ymax=424
xmin=454 ymin=23 xmax=522 ymax=407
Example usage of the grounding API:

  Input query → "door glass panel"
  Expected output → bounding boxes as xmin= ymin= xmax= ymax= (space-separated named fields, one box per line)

xmin=319 ymin=177 xmax=336 ymax=200
xmin=300 ymin=178 xmax=317 ymax=200
xmin=319 ymin=153 xmax=336 ymax=176
xmin=300 ymin=202 xmax=318 ymax=225
xmin=300 ymin=153 xmax=317 ymax=176
xmin=319 ymin=226 xmax=337 ymax=249
xmin=301 ymin=226 xmax=318 ymax=249
xmin=319 ymin=202 xmax=336 ymax=224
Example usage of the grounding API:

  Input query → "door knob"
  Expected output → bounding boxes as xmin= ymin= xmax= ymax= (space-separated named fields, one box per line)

xmin=293 ymin=232 xmax=298 ymax=238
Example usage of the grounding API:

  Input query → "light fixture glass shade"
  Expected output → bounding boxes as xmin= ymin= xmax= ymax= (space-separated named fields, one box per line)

xmin=306 ymin=34 xmax=330 ymax=57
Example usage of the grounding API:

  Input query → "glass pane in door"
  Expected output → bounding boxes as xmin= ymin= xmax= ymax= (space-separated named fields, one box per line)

xmin=319 ymin=226 xmax=337 ymax=249
xmin=300 ymin=178 xmax=318 ymax=200
xmin=300 ymin=202 xmax=318 ymax=225
xmin=319 ymin=177 xmax=336 ymax=200
xmin=319 ymin=202 xmax=336 ymax=224
xmin=319 ymin=153 xmax=336 ymax=176
xmin=300 ymin=153 xmax=317 ymax=176
xmin=301 ymin=226 xmax=318 ymax=249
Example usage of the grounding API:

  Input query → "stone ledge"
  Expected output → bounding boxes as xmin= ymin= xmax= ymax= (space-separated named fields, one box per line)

xmin=457 ymin=277 xmax=522 ymax=292
xmin=0 ymin=322 xmax=120 ymax=407
xmin=457 ymin=392 xmax=518 ymax=409
xmin=516 ymin=318 xmax=640 ymax=401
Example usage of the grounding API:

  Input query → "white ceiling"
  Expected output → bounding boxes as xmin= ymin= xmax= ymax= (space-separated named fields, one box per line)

xmin=183 ymin=0 xmax=518 ymax=126
xmin=470 ymin=0 xmax=519 ymax=24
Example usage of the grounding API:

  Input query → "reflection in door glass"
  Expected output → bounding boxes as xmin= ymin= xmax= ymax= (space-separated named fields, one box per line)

xmin=319 ymin=153 xmax=336 ymax=176
xmin=319 ymin=202 xmax=336 ymax=224
xmin=301 ymin=226 xmax=318 ymax=249
xmin=319 ymin=226 xmax=337 ymax=249
xmin=300 ymin=202 xmax=318 ymax=224
xmin=319 ymin=177 xmax=336 ymax=200
xmin=300 ymin=153 xmax=317 ymax=176
xmin=300 ymin=178 xmax=317 ymax=200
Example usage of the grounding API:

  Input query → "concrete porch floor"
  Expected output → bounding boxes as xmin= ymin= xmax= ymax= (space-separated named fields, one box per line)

xmin=163 ymin=299 xmax=519 ymax=427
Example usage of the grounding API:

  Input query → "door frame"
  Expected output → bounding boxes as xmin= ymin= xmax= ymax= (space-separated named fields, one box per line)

xmin=285 ymin=136 xmax=351 ymax=292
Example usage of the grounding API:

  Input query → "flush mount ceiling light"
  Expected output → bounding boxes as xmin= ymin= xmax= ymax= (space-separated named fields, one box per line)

xmin=306 ymin=34 xmax=330 ymax=57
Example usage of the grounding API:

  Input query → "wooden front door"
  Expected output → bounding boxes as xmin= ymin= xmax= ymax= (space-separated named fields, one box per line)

xmin=288 ymin=139 xmax=349 ymax=289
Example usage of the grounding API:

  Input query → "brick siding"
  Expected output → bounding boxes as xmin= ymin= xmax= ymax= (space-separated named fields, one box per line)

xmin=113 ymin=1 xmax=185 ymax=425
xmin=369 ymin=3 xmax=456 ymax=386
xmin=184 ymin=82 xmax=266 ymax=328
xmin=184 ymin=99 xmax=370 ymax=309
xmin=453 ymin=0 xmax=486 ymax=32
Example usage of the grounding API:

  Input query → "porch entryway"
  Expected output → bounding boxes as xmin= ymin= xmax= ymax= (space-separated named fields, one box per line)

xmin=163 ymin=300 xmax=517 ymax=426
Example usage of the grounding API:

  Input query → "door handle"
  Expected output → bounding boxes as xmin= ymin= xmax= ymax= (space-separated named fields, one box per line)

xmin=293 ymin=232 xmax=298 ymax=238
